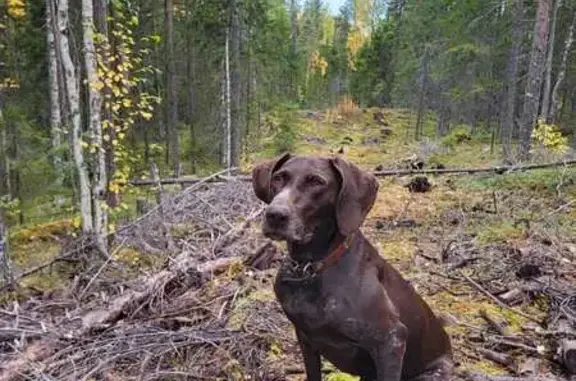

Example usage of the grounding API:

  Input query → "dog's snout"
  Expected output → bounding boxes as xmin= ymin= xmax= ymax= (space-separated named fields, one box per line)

xmin=265 ymin=206 xmax=290 ymax=228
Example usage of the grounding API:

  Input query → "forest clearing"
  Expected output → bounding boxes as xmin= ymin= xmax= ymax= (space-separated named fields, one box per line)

xmin=1 ymin=0 xmax=576 ymax=380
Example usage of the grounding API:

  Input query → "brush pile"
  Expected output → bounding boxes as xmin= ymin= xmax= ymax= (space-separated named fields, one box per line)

xmin=0 ymin=173 xmax=575 ymax=381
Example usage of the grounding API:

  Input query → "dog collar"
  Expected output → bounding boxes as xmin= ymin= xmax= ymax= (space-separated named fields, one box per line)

xmin=311 ymin=233 xmax=355 ymax=273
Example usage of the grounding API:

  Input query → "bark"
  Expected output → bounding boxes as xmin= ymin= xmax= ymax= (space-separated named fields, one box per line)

xmin=82 ymin=0 xmax=108 ymax=255
xmin=518 ymin=0 xmax=551 ymax=161
xmin=0 ymin=209 xmax=11 ymax=287
xmin=414 ymin=46 xmax=429 ymax=141
xmin=225 ymin=29 xmax=232 ymax=172
xmin=46 ymin=0 xmax=63 ymax=183
xmin=165 ymin=0 xmax=180 ymax=177
xmin=0 ymin=92 xmax=10 ymax=197
xmin=229 ymin=0 xmax=242 ymax=168
xmin=501 ymin=0 xmax=524 ymax=159
xmin=56 ymin=0 xmax=93 ymax=232
xmin=541 ymin=0 xmax=563 ymax=121
xmin=550 ymin=10 xmax=576 ymax=124
xmin=289 ymin=0 xmax=298 ymax=98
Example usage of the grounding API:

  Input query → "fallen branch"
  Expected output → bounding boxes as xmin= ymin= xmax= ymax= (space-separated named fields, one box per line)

xmin=479 ymin=309 xmax=509 ymax=336
xmin=461 ymin=273 xmax=542 ymax=324
xmin=475 ymin=347 xmax=514 ymax=367
xmin=128 ymin=160 xmax=576 ymax=186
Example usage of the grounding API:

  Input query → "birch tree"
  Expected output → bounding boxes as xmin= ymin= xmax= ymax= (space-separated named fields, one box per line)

xmin=55 ymin=0 xmax=94 ymax=232
xmin=82 ymin=0 xmax=108 ymax=255
xmin=165 ymin=0 xmax=180 ymax=176
xmin=46 ymin=0 xmax=63 ymax=183
xmin=550 ymin=10 xmax=576 ymax=124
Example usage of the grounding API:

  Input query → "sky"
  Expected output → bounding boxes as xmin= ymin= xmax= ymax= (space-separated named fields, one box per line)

xmin=326 ymin=0 xmax=347 ymax=14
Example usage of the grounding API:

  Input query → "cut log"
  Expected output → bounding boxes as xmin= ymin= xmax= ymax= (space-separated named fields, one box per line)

xmin=561 ymin=339 xmax=576 ymax=374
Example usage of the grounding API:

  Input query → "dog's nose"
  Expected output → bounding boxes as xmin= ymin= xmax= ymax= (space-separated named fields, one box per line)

xmin=265 ymin=206 xmax=289 ymax=228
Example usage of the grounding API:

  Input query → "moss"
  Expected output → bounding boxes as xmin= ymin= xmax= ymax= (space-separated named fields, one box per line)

xmin=11 ymin=219 xmax=75 ymax=246
xmin=475 ymin=221 xmax=525 ymax=245
xmin=326 ymin=373 xmax=360 ymax=381
xmin=227 ymin=288 xmax=275 ymax=330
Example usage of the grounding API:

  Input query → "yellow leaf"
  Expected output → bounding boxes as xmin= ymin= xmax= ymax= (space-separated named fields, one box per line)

xmin=140 ymin=111 xmax=153 ymax=120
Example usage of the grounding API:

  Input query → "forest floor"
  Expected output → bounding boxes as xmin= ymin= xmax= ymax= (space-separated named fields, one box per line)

xmin=1 ymin=107 xmax=575 ymax=381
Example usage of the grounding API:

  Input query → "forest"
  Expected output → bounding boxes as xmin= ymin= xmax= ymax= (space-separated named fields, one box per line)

xmin=0 ymin=0 xmax=575 ymax=380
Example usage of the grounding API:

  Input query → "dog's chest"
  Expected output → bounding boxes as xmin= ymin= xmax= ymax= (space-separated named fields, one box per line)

xmin=274 ymin=273 xmax=352 ymax=330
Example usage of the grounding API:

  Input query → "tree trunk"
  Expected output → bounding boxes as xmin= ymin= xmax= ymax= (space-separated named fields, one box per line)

xmin=82 ymin=0 xmax=108 ymax=255
xmin=289 ymin=0 xmax=298 ymax=98
xmin=46 ymin=0 xmax=63 ymax=184
xmin=550 ymin=10 xmax=575 ymax=124
xmin=414 ymin=46 xmax=429 ymax=141
xmin=0 ymin=92 xmax=10 ymax=198
xmin=518 ymin=0 xmax=551 ymax=161
xmin=501 ymin=0 xmax=524 ymax=159
xmin=229 ymin=0 xmax=242 ymax=168
xmin=57 ymin=0 xmax=94 ymax=233
xmin=541 ymin=0 xmax=562 ymax=121
xmin=225 ymin=28 xmax=232 ymax=173
xmin=0 ymin=208 xmax=11 ymax=287
xmin=165 ymin=0 xmax=179 ymax=177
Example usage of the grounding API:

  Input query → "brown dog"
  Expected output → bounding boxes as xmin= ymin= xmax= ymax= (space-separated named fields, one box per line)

xmin=252 ymin=153 xmax=452 ymax=381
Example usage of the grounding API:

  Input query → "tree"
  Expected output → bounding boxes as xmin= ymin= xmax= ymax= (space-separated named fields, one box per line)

xmin=541 ymin=0 xmax=563 ymax=122
xmin=550 ymin=10 xmax=576 ymax=124
xmin=501 ymin=0 xmax=525 ymax=158
xmin=55 ymin=0 xmax=94 ymax=233
xmin=518 ymin=0 xmax=552 ymax=160
xmin=82 ymin=0 xmax=108 ymax=255
xmin=165 ymin=0 xmax=179 ymax=176
xmin=46 ymin=0 xmax=63 ymax=183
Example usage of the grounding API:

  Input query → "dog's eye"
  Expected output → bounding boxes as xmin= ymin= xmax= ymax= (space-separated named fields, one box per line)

xmin=304 ymin=174 xmax=326 ymax=187
xmin=272 ymin=172 xmax=287 ymax=187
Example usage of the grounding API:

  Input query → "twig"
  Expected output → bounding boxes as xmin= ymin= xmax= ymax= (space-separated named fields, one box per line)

xmin=77 ymin=241 xmax=125 ymax=301
xmin=479 ymin=309 xmax=509 ymax=336
xmin=475 ymin=347 xmax=514 ymax=366
xmin=461 ymin=273 xmax=542 ymax=324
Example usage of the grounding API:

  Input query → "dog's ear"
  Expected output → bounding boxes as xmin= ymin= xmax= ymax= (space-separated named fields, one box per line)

xmin=330 ymin=156 xmax=379 ymax=236
xmin=251 ymin=152 xmax=292 ymax=204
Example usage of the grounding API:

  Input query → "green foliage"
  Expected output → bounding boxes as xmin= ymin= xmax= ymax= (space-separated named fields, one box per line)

xmin=350 ymin=20 xmax=395 ymax=107
xmin=475 ymin=220 xmax=525 ymax=245
xmin=442 ymin=124 xmax=472 ymax=149
xmin=271 ymin=105 xmax=298 ymax=155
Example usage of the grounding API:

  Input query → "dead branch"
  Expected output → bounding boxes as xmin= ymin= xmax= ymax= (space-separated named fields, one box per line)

xmin=128 ymin=160 xmax=576 ymax=186
xmin=479 ymin=309 xmax=509 ymax=336
xmin=461 ymin=273 xmax=542 ymax=324
xmin=475 ymin=347 xmax=514 ymax=367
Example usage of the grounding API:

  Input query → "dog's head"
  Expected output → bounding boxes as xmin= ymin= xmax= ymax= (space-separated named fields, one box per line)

xmin=251 ymin=153 xmax=379 ymax=243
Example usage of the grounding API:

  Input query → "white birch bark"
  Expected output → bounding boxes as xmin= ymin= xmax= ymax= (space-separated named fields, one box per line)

xmin=46 ymin=0 xmax=63 ymax=182
xmin=57 ymin=0 xmax=94 ymax=232
xmin=550 ymin=11 xmax=575 ymax=124
xmin=225 ymin=28 xmax=232 ymax=173
xmin=82 ymin=0 xmax=108 ymax=255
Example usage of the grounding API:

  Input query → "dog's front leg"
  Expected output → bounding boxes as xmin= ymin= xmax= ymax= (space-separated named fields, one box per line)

xmin=369 ymin=323 xmax=407 ymax=381
xmin=295 ymin=329 xmax=322 ymax=381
